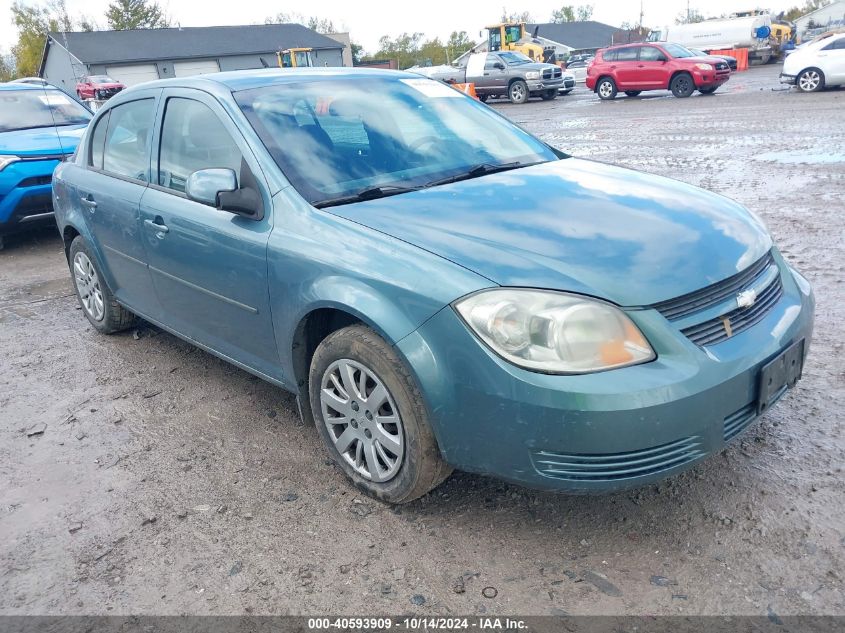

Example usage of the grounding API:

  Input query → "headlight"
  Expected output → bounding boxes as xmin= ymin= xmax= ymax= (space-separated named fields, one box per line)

xmin=454 ymin=289 xmax=655 ymax=374
xmin=525 ymin=71 xmax=540 ymax=80
xmin=695 ymin=63 xmax=714 ymax=71
xmin=0 ymin=155 xmax=20 ymax=171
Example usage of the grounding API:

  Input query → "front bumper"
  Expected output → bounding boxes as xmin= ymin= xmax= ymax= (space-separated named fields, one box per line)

xmin=397 ymin=257 xmax=814 ymax=493
xmin=0 ymin=157 xmax=61 ymax=234
xmin=780 ymin=73 xmax=797 ymax=85
xmin=528 ymin=78 xmax=564 ymax=92
xmin=559 ymin=77 xmax=576 ymax=91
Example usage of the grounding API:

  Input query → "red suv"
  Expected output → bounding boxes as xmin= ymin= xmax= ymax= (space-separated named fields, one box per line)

xmin=586 ymin=43 xmax=731 ymax=100
xmin=75 ymin=75 xmax=125 ymax=101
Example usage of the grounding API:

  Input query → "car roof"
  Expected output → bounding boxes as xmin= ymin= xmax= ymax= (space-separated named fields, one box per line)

xmin=0 ymin=82 xmax=60 ymax=92
xmin=115 ymin=67 xmax=417 ymax=95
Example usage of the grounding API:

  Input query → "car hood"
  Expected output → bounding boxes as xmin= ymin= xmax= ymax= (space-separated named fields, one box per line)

xmin=514 ymin=62 xmax=557 ymax=72
xmin=327 ymin=159 xmax=772 ymax=306
xmin=0 ymin=124 xmax=88 ymax=156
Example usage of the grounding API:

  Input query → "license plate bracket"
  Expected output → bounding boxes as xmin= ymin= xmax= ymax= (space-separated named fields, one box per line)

xmin=757 ymin=339 xmax=804 ymax=414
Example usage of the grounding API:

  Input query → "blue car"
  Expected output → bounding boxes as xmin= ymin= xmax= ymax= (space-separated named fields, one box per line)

xmin=0 ymin=83 xmax=91 ymax=248
xmin=52 ymin=70 xmax=814 ymax=503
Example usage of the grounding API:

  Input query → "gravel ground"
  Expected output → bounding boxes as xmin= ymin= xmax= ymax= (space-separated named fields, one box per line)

xmin=0 ymin=64 xmax=843 ymax=617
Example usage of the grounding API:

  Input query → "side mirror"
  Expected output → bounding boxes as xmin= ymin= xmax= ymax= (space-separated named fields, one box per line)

xmin=494 ymin=62 xmax=505 ymax=70
xmin=186 ymin=168 xmax=237 ymax=207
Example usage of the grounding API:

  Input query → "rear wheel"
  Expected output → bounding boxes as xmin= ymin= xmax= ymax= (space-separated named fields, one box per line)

xmin=624 ymin=90 xmax=641 ymax=97
xmin=309 ymin=325 xmax=451 ymax=503
xmin=699 ymin=86 xmax=718 ymax=95
xmin=508 ymin=80 xmax=529 ymax=104
xmin=796 ymin=68 xmax=824 ymax=93
xmin=597 ymin=77 xmax=617 ymax=100
xmin=541 ymin=89 xmax=557 ymax=101
xmin=670 ymin=73 xmax=695 ymax=98
xmin=69 ymin=236 xmax=137 ymax=334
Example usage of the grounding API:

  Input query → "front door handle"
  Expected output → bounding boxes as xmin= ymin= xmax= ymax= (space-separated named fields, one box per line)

xmin=144 ymin=218 xmax=169 ymax=235
xmin=79 ymin=194 xmax=97 ymax=211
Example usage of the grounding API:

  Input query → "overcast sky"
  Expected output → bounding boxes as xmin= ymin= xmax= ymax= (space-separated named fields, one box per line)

xmin=2 ymin=0 xmax=799 ymax=56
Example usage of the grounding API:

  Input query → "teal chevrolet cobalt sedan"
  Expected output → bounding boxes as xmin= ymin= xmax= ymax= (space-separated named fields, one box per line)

xmin=52 ymin=69 xmax=814 ymax=503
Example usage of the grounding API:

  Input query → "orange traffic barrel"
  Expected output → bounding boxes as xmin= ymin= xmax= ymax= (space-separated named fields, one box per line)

xmin=709 ymin=48 xmax=749 ymax=71
xmin=452 ymin=83 xmax=479 ymax=99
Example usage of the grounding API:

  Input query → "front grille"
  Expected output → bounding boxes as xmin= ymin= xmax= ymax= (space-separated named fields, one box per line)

xmin=18 ymin=175 xmax=52 ymax=188
xmin=724 ymin=403 xmax=757 ymax=442
xmin=651 ymin=252 xmax=775 ymax=321
xmin=680 ymin=274 xmax=783 ymax=346
xmin=715 ymin=62 xmax=728 ymax=71
xmin=532 ymin=436 xmax=705 ymax=482
xmin=542 ymin=68 xmax=562 ymax=80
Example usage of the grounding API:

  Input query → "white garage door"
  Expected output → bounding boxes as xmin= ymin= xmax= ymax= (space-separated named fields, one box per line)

xmin=173 ymin=60 xmax=220 ymax=77
xmin=106 ymin=64 xmax=160 ymax=87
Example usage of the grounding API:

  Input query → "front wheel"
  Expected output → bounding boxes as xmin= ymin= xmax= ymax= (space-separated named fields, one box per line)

xmin=796 ymin=68 xmax=824 ymax=93
xmin=478 ymin=93 xmax=489 ymax=103
xmin=309 ymin=325 xmax=451 ymax=503
xmin=69 ymin=236 xmax=137 ymax=334
xmin=596 ymin=77 xmax=617 ymax=100
xmin=670 ymin=73 xmax=695 ymax=98
xmin=508 ymin=80 xmax=529 ymax=104
xmin=699 ymin=86 xmax=718 ymax=95
xmin=541 ymin=89 xmax=557 ymax=101
xmin=624 ymin=90 xmax=641 ymax=97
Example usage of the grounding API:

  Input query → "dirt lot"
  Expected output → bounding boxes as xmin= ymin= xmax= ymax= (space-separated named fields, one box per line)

xmin=1 ymin=64 xmax=843 ymax=617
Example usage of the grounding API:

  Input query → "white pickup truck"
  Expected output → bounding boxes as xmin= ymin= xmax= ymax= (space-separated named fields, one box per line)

xmin=413 ymin=51 xmax=571 ymax=103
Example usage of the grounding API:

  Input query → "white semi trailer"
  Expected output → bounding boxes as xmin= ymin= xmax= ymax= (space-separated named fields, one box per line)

xmin=648 ymin=15 xmax=774 ymax=64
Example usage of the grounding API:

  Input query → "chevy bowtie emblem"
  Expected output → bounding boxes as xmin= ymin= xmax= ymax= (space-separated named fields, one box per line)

xmin=736 ymin=288 xmax=757 ymax=309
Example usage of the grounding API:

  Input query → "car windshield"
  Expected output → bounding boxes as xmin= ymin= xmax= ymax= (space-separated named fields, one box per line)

xmin=0 ymin=89 xmax=91 ymax=132
xmin=90 ymin=75 xmax=116 ymax=83
xmin=498 ymin=51 xmax=532 ymax=65
xmin=235 ymin=77 xmax=558 ymax=207
xmin=663 ymin=43 xmax=696 ymax=58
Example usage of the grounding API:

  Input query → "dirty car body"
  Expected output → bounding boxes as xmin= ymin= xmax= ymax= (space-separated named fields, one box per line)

xmin=52 ymin=69 xmax=814 ymax=499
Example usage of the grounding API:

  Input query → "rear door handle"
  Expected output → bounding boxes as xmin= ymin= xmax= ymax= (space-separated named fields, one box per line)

xmin=79 ymin=194 xmax=97 ymax=210
xmin=144 ymin=218 xmax=169 ymax=235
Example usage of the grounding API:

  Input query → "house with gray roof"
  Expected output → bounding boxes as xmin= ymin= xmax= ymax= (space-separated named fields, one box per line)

xmin=527 ymin=21 xmax=630 ymax=57
xmin=39 ymin=23 xmax=348 ymax=94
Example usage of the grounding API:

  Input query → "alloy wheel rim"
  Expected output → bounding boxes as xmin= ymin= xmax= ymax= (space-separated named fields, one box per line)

xmin=73 ymin=252 xmax=105 ymax=321
xmin=512 ymin=84 xmax=525 ymax=100
xmin=799 ymin=72 xmax=819 ymax=91
xmin=320 ymin=359 xmax=405 ymax=482
xmin=599 ymin=82 xmax=612 ymax=97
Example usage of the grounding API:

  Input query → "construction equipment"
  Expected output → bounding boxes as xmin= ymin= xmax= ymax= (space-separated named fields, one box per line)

xmin=485 ymin=23 xmax=552 ymax=62
xmin=277 ymin=48 xmax=314 ymax=68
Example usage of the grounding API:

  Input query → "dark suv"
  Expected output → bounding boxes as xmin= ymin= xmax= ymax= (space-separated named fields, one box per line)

xmin=586 ymin=43 xmax=731 ymax=99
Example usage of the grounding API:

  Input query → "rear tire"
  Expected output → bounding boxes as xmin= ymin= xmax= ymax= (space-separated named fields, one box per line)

xmin=596 ymin=77 xmax=617 ymax=100
xmin=624 ymin=90 xmax=642 ymax=97
xmin=309 ymin=325 xmax=452 ymax=504
xmin=69 ymin=236 xmax=137 ymax=334
xmin=508 ymin=80 xmax=529 ymax=104
xmin=796 ymin=68 xmax=824 ymax=93
xmin=670 ymin=73 xmax=695 ymax=98
xmin=541 ymin=89 xmax=557 ymax=100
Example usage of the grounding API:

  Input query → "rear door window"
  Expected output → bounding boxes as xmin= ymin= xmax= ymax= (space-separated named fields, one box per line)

xmin=101 ymin=99 xmax=156 ymax=181
xmin=638 ymin=46 xmax=665 ymax=61
xmin=88 ymin=111 xmax=109 ymax=170
xmin=602 ymin=50 xmax=618 ymax=62
xmin=615 ymin=47 xmax=638 ymax=61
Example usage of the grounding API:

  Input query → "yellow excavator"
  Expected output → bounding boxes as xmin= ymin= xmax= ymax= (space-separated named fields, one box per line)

xmin=485 ymin=23 xmax=553 ymax=62
xmin=277 ymin=48 xmax=314 ymax=68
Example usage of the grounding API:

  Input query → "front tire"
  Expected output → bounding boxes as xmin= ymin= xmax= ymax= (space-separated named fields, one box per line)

xmin=69 ymin=236 xmax=137 ymax=334
xmin=508 ymin=80 xmax=529 ymax=104
xmin=478 ymin=93 xmax=489 ymax=103
xmin=596 ymin=77 xmax=617 ymax=100
xmin=796 ymin=68 xmax=824 ymax=93
xmin=670 ymin=73 xmax=695 ymax=98
xmin=309 ymin=325 xmax=451 ymax=504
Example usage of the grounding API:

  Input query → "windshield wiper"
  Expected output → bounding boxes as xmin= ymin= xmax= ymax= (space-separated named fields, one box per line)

xmin=313 ymin=185 xmax=420 ymax=209
xmin=422 ymin=161 xmax=534 ymax=188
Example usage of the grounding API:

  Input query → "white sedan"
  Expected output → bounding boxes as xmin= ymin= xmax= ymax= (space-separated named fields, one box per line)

xmin=780 ymin=32 xmax=845 ymax=92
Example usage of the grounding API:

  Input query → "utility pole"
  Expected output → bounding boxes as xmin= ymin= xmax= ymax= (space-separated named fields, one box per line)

xmin=687 ymin=0 xmax=691 ymax=23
